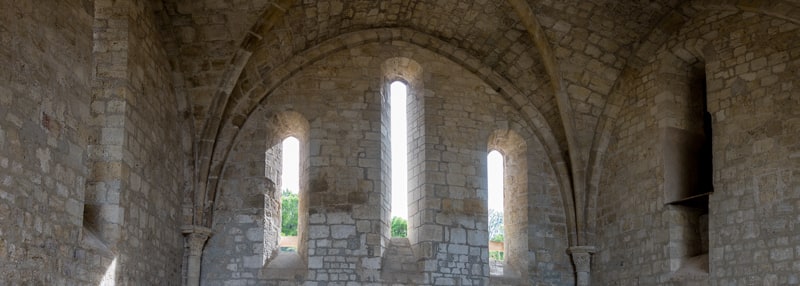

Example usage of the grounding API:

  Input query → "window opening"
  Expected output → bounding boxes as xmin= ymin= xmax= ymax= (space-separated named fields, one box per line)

xmin=487 ymin=150 xmax=505 ymax=271
xmin=390 ymin=81 xmax=409 ymax=237
xmin=664 ymin=66 xmax=711 ymax=278
xmin=688 ymin=70 xmax=711 ymax=269
xmin=280 ymin=136 xmax=300 ymax=251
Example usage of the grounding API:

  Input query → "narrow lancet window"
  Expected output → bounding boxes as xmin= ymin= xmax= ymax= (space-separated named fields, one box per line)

xmin=280 ymin=136 xmax=300 ymax=251
xmin=487 ymin=150 xmax=505 ymax=269
xmin=390 ymin=81 xmax=408 ymax=237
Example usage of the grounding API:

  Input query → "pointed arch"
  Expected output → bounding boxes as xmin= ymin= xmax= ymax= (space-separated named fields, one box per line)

xmin=194 ymin=29 xmax=575 ymax=246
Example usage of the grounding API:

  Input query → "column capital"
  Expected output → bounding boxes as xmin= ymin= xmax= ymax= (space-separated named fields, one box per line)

xmin=182 ymin=225 xmax=212 ymax=286
xmin=182 ymin=225 xmax=213 ymax=256
xmin=568 ymin=246 xmax=596 ymax=273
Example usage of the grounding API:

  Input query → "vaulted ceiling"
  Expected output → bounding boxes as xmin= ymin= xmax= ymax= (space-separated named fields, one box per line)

xmin=150 ymin=0 xmax=698 ymax=139
xmin=146 ymin=0 xmax=800 ymax=239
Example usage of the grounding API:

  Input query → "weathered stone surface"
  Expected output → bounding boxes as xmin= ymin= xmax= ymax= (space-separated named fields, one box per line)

xmin=0 ymin=0 xmax=186 ymax=285
xmin=2 ymin=1 xmax=800 ymax=285
xmin=596 ymin=10 xmax=800 ymax=286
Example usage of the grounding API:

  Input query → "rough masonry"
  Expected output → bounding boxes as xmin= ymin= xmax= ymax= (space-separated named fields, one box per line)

xmin=0 ymin=0 xmax=798 ymax=285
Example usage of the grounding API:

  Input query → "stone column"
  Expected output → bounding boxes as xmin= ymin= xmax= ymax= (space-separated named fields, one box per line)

xmin=183 ymin=225 xmax=213 ymax=286
xmin=568 ymin=246 xmax=596 ymax=286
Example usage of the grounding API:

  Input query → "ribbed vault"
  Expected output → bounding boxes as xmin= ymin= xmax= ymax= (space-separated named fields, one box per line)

xmin=147 ymin=0 xmax=800 ymax=243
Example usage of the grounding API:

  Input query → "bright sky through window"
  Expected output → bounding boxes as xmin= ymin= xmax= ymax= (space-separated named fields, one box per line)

xmin=281 ymin=136 xmax=300 ymax=194
xmin=391 ymin=81 xmax=408 ymax=219
xmin=487 ymin=150 xmax=504 ymax=211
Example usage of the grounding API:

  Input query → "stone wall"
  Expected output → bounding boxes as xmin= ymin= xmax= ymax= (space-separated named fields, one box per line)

xmin=0 ymin=0 xmax=185 ymax=284
xmin=3 ymin=2 xmax=800 ymax=286
xmin=201 ymin=40 xmax=572 ymax=285
xmin=414 ymin=46 xmax=569 ymax=285
xmin=0 ymin=0 xmax=95 ymax=284
xmin=595 ymin=10 xmax=800 ymax=285
xmin=200 ymin=111 xmax=286 ymax=283
xmin=111 ymin=0 xmax=185 ymax=283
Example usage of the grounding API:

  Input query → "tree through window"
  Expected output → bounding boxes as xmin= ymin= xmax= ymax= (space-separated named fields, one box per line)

xmin=487 ymin=150 xmax=505 ymax=267
xmin=280 ymin=136 xmax=300 ymax=251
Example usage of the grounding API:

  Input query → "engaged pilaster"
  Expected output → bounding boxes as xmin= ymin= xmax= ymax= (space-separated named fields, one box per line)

xmin=183 ymin=225 xmax=213 ymax=286
xmin=568 ymin=246 xmax=596 ymax=286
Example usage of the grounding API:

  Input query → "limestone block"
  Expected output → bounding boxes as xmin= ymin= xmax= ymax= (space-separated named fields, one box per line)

xmin=245 ymin=228 xmax=261 ymax=241
xmin=467 ymin=231 xmax=487 ymax=246
xmin=242 ymin=255 xmax=262 ymax=269
xmin=309 ymin=225 xmax=330 ymax=239
xmin=308 ymin=257 xmax=323 ymax=269
xmin=309 ymin=213 xmax=326 ymax=224
xmin=331 ymin=225 xmax=355 ymax=239
xmin=448 ymin=244 xmax=469 ymax=255
xmin=419 ymin=225 xmax=443 ymax=241
xmin=450 ymin=228 xmax=466 ymax=244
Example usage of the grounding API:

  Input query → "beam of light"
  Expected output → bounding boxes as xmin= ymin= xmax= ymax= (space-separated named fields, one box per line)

xmin=99 ymin=257 xmax=117 ymax=286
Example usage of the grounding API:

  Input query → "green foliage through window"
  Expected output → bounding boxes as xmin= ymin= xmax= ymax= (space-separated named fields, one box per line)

xmin=281 ymin=190 xmax=299 ymax=236
xmin=391 ymin=216 xmax=407 ymax=238
xmin=489 ymin=250 xmax=504 ymax=261
xmin=490 ymin=233 xmax=504 ymax=243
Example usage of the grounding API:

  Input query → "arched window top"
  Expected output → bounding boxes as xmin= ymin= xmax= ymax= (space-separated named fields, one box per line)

xmin=390 ymin=81 xmax=407 ymax=95
xmin=487 ymin=149 xmax=503 ymax=160
xmin=487 ymin=150 xmax=504 ymax=212
xmin=487 ymin=129 xmax=526 ymax=157
xmin=281 ymin=136 xmax=300 ymax=194
xmin=382 ymin=57 xmax=422 ymax=76
xmin=488 ymin=149 xmax=505 ymax=158
xmin=382 ymin=57 xmax=423 ymax=95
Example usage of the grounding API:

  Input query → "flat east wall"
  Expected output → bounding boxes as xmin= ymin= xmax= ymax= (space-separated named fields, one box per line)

xmin=202 ymin=41 xmax=572 ymax=285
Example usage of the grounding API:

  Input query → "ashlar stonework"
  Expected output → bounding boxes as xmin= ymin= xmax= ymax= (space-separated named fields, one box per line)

xmin=0 ymin=0 xmax=798 ymax=285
